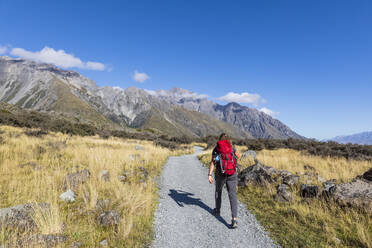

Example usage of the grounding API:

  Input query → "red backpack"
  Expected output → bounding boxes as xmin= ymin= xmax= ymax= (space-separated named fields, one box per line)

xmin=216 ymin=140 xmax=238 ymax=175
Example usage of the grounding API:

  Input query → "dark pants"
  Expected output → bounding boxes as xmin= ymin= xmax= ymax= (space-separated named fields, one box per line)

xmin=215 ymin=171 xmax=238 ymax=219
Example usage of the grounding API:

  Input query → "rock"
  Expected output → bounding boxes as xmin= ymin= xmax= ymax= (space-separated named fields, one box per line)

xmin=300 ymin=184 xmax=319 ymax=198
xmin=135 ymin=145 xmax=144 ymax=150
xmin=238 ymin=162 xmax=275 ymax=187
xmin=304 ymin=164 xmax=316 ymax=171
xmin=274 ymin=184 xmax=293 ymax=202
xmin=118 ymin=175 xmax=127 ymax=182
xmin=69 ymin=242 xmax=82 ymax=248
xmin=17 ymin=234 xmax=67 ymax=247
xmin=264 ymin=167 xmax=280 ymax=177
xmin=138 ymin=166 xmax=149 ymax=183
xmin=332 ymin=179 xmax=372 ymax=213
xmin=278 ymin=170 xmax=293 ymax=178
xmin=241 ymin=150 xmax=257 ymax=160
xmin=282 ymin=175 xmax=300 ymax=186
xmin=60 ymin=190 xmax=76 ymax=203
xmin=97 ymin=210 xmax=120 ymax=227
xmin=95 ymin=199 xmax=110 ymax=212
xmin=63 ymin=169 xmax=90 ymax=191
xmin=0 ymin=203 xmax=50 ymax=232
xmin=321 ymin=181 xmax=337 ymax=198
xmin=100 ymin=170 xmax=110 ymax=182
xmin=362 ymin=168 xmax=372 ymax=181
xmin=100 ymin=239 xmax=108 ymax=246
xmin=118 ymin=171 xmax=134 ymax=183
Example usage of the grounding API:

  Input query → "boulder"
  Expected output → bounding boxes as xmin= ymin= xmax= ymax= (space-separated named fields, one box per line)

xmin=321 ymin=181 xmax=337 ymax=198
xmin=60 ymin=190 xmax=76 ymax=203
xmin=332 ymin=179 xmax=372 ymax=213
xmin=100 ymin=170 xmax=110 ymax=182
xmin=278 ymin=170 xmax=293 ymax=178
xmin=0 ymin=203 xmax=50 ymax=232
xmin=17 ymin=234 xmax=67 ymax=247
xmin=63 ymin=169 xmax=90 ymax=191
xmin=362 ymin=168 xmax=372 ymax=182
xmin=97 ymin=210 xmax=120 ymax=227
xmin=300 ymin=184 xmax=320 ymax=198
xmin=264 ymin=166 xmax=280 ymax=177
xmin=238 ymin=163 xmax=275 ymax=187
xmin=274 ymin=184 xmax=293 ymax=202
xmin=241 ymin=150 xmax=257 ymax=160
xmin=282 ymin=175 xmax=300 ymax=186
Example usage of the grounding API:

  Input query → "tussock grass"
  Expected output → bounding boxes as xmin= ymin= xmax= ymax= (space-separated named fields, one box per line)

xmin=198 ymin=146 xmax=372 ymax=248
xmin=0 ymin=125 xmax=191 ymax=247
xmin=256 ymin=148 xmax=371 ymax=182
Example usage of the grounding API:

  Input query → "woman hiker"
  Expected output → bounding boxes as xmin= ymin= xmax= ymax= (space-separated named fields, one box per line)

xmin=208 ymin=133 xmax=239 ymax=229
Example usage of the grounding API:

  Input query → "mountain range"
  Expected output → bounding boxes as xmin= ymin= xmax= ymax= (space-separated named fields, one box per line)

xmin=0 ymin=56 xmax=303 ymax=139
xmin=330 ymin=131 xmax=372 ymax=145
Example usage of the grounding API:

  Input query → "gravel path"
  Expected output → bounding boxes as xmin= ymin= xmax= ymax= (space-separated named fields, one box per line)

xmin=152 ymin=147 xmax=278 ymax=248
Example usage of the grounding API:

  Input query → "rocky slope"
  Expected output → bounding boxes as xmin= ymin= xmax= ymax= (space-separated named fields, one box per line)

xmin=330 ymin=131 xmax=372 ymax=145
xmin=0 ymin=56 xmax=249 ymax=138
xmin=0 ymin=56 xmax=304 ymax=139
xmin=148 ymin=88 xmax=304 ymax=139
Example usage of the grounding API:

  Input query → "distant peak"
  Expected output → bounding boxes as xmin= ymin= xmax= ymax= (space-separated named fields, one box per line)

xmin=169 ymin=87 xmax=191 ymax=94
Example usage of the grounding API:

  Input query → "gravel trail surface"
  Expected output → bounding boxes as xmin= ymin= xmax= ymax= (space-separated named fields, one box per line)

xmin=152 ymin=147 xmax=278 ymax=248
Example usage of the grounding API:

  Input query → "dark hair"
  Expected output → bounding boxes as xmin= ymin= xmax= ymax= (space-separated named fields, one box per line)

xmin=219 ymin=133 xmax=228 ymax=141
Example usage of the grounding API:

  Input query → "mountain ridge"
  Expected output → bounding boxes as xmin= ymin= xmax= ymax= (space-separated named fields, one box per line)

xmin=148 ymin=87 xmax=304 ymax=139
xmin=0 ymin=56 xmax=303 ymax=139
xmin=330 ymin=131 xmax=372 ymax=145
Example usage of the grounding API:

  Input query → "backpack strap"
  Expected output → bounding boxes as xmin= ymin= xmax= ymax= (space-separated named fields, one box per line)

xmin=231 ymin=152 xmax=240 ymax=173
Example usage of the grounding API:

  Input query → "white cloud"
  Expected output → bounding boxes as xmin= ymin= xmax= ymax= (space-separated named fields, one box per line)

xmin=0 ymin=45 xmax=8 ymax=54
xmin=10 ymin=46 xmax=106 ymax=71
xmin=133 ymin=70 xmax=150 ymax=83
xmin=260 ymin=107 xmax=279 ymax=117
xmin=218 ymin=92 xmax=266 ymax=106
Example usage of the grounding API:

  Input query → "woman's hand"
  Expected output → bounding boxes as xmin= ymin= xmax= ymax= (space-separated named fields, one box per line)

xmin=208 ymin=175 xmax=214 ymax=184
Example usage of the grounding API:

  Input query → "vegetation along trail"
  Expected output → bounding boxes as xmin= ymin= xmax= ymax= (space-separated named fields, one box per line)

xmin=152 ymin=147 xmax=278 ymax=248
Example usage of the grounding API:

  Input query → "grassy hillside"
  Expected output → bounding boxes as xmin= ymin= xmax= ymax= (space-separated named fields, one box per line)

xmin=50 ymin=79 xmax=119 ymax=130
xmin=0 ymin=125 xmax=192 ymax=247
xmin=143 ymin=106 xmax=252 ymax=139
xmin=199 ymin=147 xmax=372 ymax=248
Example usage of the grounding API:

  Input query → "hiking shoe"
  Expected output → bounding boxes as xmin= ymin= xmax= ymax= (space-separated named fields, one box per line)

xmin=231 ymin=219 xmax=238 ymax=229
xmin=213 ymin=208 xmax=220 ymax=216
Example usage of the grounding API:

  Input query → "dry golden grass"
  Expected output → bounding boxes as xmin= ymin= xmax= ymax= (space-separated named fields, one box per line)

xmin=255 ymin=148 xmax=372 ymax=182
xmin=198 ymin=146 xmax=372 ymax=248
xmin=0 ymin=125 xmax=191 ymax=247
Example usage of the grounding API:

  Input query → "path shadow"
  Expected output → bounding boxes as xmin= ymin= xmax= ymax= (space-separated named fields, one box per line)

xmin=168 ymin=189 xmax=230 ymax=228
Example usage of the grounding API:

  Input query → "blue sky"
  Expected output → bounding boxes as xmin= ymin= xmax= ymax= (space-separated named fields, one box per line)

xmin=0 ymin=0 xmax=371 ymax=139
